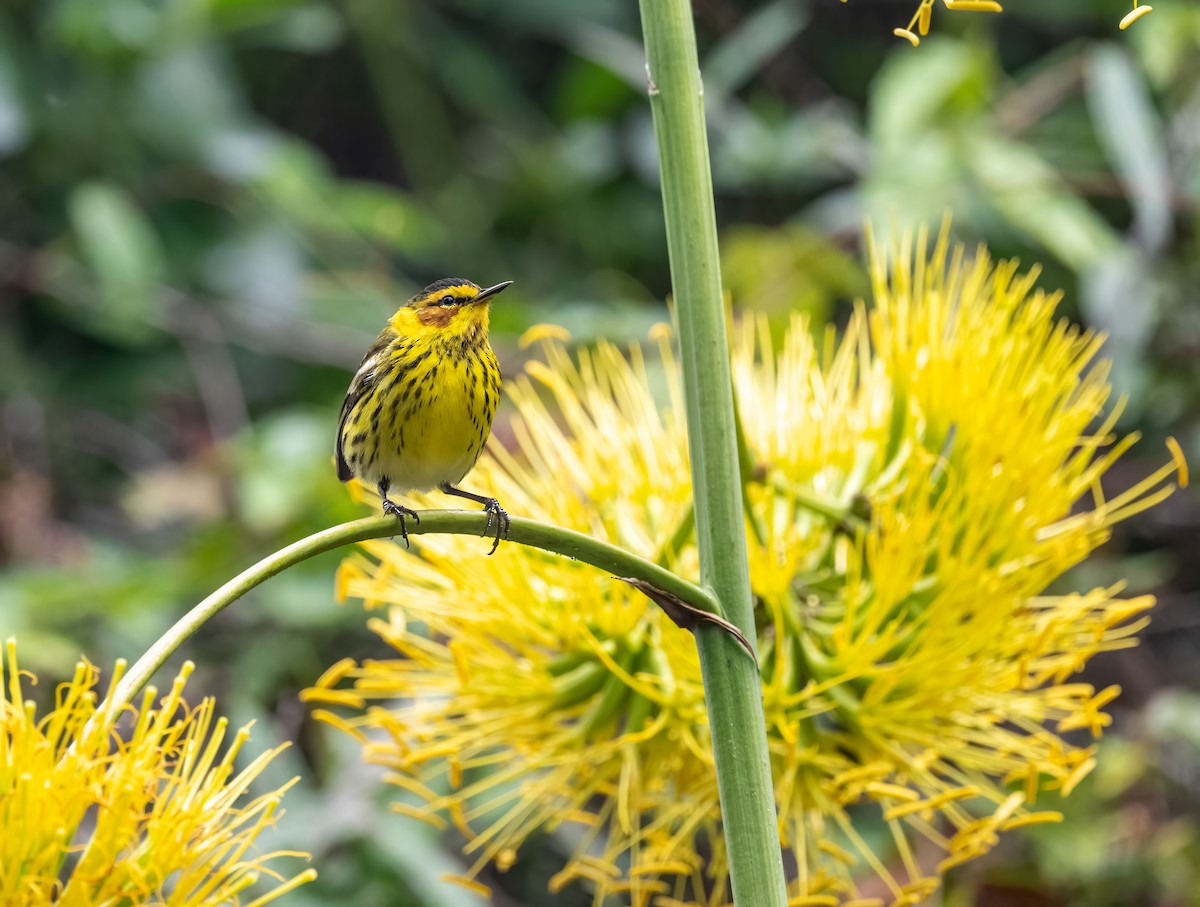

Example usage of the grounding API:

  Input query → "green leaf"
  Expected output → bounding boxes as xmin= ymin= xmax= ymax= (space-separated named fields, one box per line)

xmin=1080 ymin=250 xmax=1156 ymax=413
xmin=50 ymin=0 xmax=163 ymax=59
xmin=869 ymin=37 xmax=993 ymax=149
xmin=1086 ymin=43 xmax=1172 ymax=252
xmin=253 ymin=142 xmax=442 ymax=253
xmin=561 ymin=20 xmax=646 ymax=89
xmin=1128 ymin=5 xmax=1200 ymax=88
xmin=134 ymin=48 xmax=241 ymax=159
xmin=968 ymin=135 xmax=1121 ymax=270
xmin=68 ymin=181 xmax=165 ymax=342
xmin=703 ymin=0 xmax=808 ymax=99
xmin=334 ymin=181 xmax=444 ymax=253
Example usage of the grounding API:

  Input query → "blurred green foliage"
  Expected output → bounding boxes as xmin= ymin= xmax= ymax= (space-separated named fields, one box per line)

xmin=1 ymin=0 xmax=1198 ymax=903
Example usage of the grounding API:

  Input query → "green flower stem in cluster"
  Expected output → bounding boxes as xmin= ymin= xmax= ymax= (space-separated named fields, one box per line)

xmin=97 ymin=512 xmax=722 ymax=721
xmin=637 ymin=0 xmax=789 ymax=903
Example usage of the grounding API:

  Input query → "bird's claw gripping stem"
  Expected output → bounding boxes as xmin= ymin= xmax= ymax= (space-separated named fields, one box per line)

xmin=482 ymin=499 xmax=510 ymax=556
xmin=381 ymin=499 xmax=420 ymax=548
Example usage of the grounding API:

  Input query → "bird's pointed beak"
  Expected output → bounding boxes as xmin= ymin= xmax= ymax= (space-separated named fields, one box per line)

xmin=474 ymin=281 xmax=513 ymax=303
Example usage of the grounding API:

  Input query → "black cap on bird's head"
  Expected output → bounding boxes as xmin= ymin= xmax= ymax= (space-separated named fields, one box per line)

xmin=409 ymin=278 xmax=513 ymax=309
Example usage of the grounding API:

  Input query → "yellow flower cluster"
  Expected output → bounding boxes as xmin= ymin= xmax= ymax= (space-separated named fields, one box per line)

xmin=858 ymin=0 xmax=1155 ymax=45
xmin=307 ymin=225 xmax=1184 ymax=905
xmin=1 ymin=640 xmax=314 ymax=906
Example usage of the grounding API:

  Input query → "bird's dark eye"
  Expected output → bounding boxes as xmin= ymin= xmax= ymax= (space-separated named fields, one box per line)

xmin=439 ymin=295 xmax=456 ymax=307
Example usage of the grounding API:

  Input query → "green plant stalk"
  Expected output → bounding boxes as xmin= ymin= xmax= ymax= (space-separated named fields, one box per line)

xmin=95 ymin=512 xmax=722 ymax=723
xmin=637 ymin=0 xmax=788 ymax=903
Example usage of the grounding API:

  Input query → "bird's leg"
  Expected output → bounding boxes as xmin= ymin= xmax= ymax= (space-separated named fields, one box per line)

xmin=439 ymin=482 xmax=510 ymax=555
xmin=378 ymin=479 xmax=419 ymax=549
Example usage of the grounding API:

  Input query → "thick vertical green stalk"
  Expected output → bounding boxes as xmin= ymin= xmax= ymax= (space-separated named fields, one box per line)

xmin=636 ymin=2 xmax=788 ymax=904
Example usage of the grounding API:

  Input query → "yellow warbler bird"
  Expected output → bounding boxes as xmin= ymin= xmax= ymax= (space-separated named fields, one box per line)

xmin=336 ymin=278 xmax=512 ymax=553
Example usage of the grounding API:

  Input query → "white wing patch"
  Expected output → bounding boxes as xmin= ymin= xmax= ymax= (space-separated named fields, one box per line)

xmin=351 ymin=355 xmax=379 ymax=391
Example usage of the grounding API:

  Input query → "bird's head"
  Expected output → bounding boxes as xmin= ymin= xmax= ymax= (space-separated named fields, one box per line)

xmin=392 ymin=277 xmax=512 ymax=339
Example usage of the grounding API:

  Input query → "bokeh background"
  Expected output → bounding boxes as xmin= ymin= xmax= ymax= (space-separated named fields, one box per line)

xmin=1 ymin=0 xmax=1198 ymax=904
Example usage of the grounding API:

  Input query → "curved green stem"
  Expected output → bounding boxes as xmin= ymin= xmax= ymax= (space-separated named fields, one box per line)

xmin=98 ymin=511 xmax=721 ymax=721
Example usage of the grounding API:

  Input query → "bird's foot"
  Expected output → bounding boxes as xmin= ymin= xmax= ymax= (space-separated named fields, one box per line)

xmin=481 ymin=498 xmax=510 ymax=556
xmin=437 ymin=482 xmax=509 ymax=554
xmin=381 ymin=498 xmax=420 ymax=548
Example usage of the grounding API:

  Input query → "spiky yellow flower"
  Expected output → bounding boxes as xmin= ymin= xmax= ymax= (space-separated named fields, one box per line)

xmin=1 ymin=639 xmax=315 ymax=906
xmin=307 ymin=225 xmax=1184 ymax=906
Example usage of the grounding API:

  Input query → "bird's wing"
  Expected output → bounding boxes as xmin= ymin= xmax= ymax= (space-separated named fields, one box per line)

xmin=334 ymin=390 xmax=359 ymax=483
xmin=335 ymin=343 xmax=387 ymax=483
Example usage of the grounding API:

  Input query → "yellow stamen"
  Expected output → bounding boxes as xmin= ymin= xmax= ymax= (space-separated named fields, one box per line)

xmin=312 ymin=657 xmax=358 ymax=689
xmin=1166 ymin=435 xmax=1188 ymax=487
xmin=944 ymin=0 xmax=1003 ymax=10
xmin=519 ymin=323 xmax=572 ymax=348
xmin=1120 ymin=5 xmax=1153 ymax=28
xmin=441 ymin=875 xmax=492 ymax=897
xmin=1001 ymin=811 xmax=1063 ymax=830
xmin=391 ymin=803 xmax=449 ymax=829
